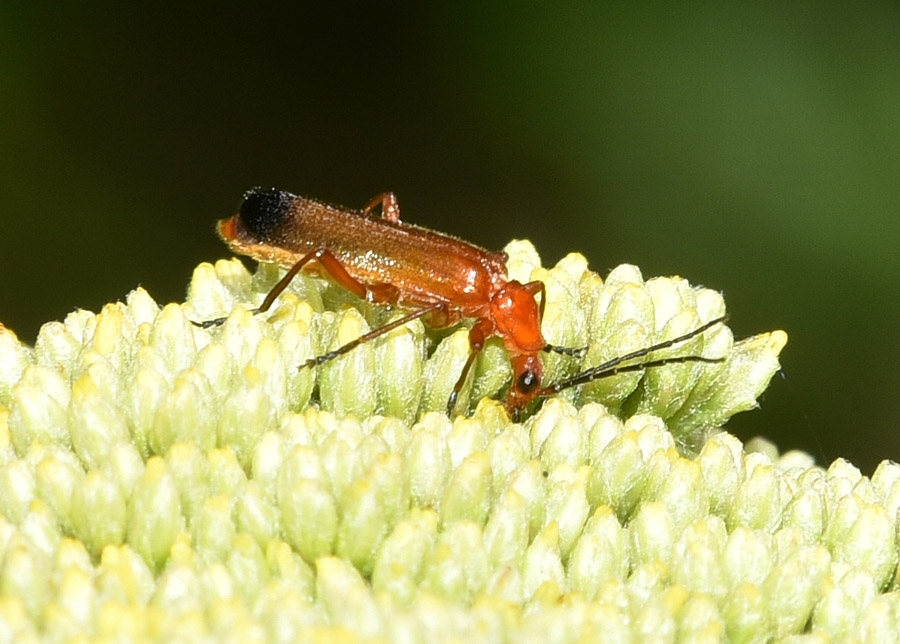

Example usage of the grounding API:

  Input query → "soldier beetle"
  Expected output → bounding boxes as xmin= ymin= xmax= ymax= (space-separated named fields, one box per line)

xmin=196 ymin=188 xmax=725 ymax=416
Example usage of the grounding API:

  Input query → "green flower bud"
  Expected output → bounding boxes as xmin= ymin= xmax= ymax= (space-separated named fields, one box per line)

xmin=375 ymin=312 xmax=425 ymax=423
xmin=0 ymin=535 xmax=50 ymax=620
xmin=127 ymin=367 xmax=168 ymax=458
xmin=813 ymin=567 xmax=877 ymax=640
xmin=729 ymin=460 xmax=783 ymax=532
xmin=722 ymin=527 xmax=773 ymax=590
xmin=48 ymin=565 xmax=96 ymax=635
xmin=149 ymin=303 xmax=198 ymax=374
xmin=206 ymin=447 xmax=247 ymax=498
xmin=0 ymin=460 xmax=34 ymax=525
xmin=682 ymin=330 xmax=788 ymax=437
xmin=697 ymin=433 xmax=744 ymax=517
xmin=503 ymin=460 xmax=547 ymax=542
xmin=0 ymin=410 xmax=14 ymax=469
xmin=192 ymin=495 xmax=235 ymax=563
xmin=218 ymin=371 xmax=273 ymax=469
xmin=315 ymin=309 xmax=377 ymax=418
xmin=544 ymin=465 xmax=590 ymax=559
xmin=763 ymin=544 xmax=831 ymax=638
xmin=421 ymin=329 xmax=472 ymax=415
xmin=531 ymin=399 xmax=587 ymax=470
xmin=34 ymin=448 xmax=83 ymax=534
xmin=152 ymin=558 xmax=202 ymax=616
xmin=19 ymin=500 xmax=59 ymax=562
xmin=483 ymin=489 xmax=528 ymax=568
xmin=485 ymin=421 xmax=529 ymax=490
xmin=71 ymin=470 xmax=127 ymax=558
xmin=32 ymin=321 xmax=80 ymax=381
xmin=404 ymin=417 xmax=451 ymax=508
xmin=0 ymin=324 xmax=33 ymax=406
xmin=264 ymin=538 xmax=315 ymax=596
xmin=567 ymin=506 xmax=628 ymax=598
xmin=151 ymin=370 xmax=216 ymax=455
xmin=521 ymin=522 xmax=565 ymax=600
xmin=226 ymin=534 xmax=269 ymax=602
xmin=503 ymin=239 xmax=541 ymax=282
xmin=234 ymin=481 xmax=279 ymax=549
xmin=582 ymin=267 xmax=654 ymax=411
xmin=275 ymin=318 xmax=316 ymax=412
xmin=470 ymin=340 xmax=513 ymax=406
xmin=849 ymin=593 xmax=900 ymax=642
xmin=422 ymin=521 xmax=489 ymax=603
xmin=127 ymin=457 xmax=183 ymax=571
xmin=278 ymin=478 xmax=336 ymax=564
xmin=633 ymin=582 xmax=679 ymax=641
xmin=672 ymin=517 xmax=728 ymax=598
xmin=588 ymin=429 xmax=648 ymax=520
xmin=678 ymin=593 xmax=725 ymax=642
xmin=68 ymin=371 xmax=130 ymax=469
xmin=630 ymin=501 xmax=675 ymax=569
xmin=653 ymin=457 xmax=709 ymax=532
xmin=316 ymin=556 xmax=382 ymax=637
xmin=336 ymin=476 xmax=391 ymax=576
xmin=249 ymin=431 xmax=286 ymax=496
xmin=187 ymin=260 xmax=253 ymax=321
xmin=834 ymin=505 xmax=897 ymax=589
xmin=441 ymin=451 xmax=492 ymax=527
xmin=782 ymin=486 xmax=826 ymax=544
xmin=722 ymin=583 xmax=769 ymax=644
xmin=371 ymin=508 xmax=437 ymax=604
xmin=8 ymin=366 xmax=71 ymax=454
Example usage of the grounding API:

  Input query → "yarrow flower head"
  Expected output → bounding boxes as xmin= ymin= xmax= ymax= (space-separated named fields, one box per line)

xmin=3 ymin=241 xmax=894 ymax=643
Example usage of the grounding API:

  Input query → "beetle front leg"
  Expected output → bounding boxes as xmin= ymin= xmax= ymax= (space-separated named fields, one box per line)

xmin=446 ymin=318 xmax=492 ymax=416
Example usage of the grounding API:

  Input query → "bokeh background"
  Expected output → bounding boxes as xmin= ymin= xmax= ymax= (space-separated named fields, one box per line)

xmin=3 ymin=3 xmax=899 ymax=473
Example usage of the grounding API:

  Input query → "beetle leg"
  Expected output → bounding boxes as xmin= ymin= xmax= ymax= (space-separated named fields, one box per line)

xmin=361 ymin=192 xmax=401 ymax=223
xmin=193 ymin=248 xmax=400 ymax=328
xmin=303 ymin=302 xmax=443 ymax=369
xmin=446 ymin=318 xmax=492 ymax=416
xmin=522 ymin=280 xmax=546 ymax=322
xmin=519 ymin=280 xmax=589 ymax=358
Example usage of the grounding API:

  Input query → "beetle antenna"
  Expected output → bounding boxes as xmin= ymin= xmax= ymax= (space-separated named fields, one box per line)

xmin=542 ymin=315 xmax=728 ymax=395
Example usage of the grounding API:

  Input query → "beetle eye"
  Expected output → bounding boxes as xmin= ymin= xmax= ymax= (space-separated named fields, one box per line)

xmin=516 ymin=370 xmax=539 ymax=394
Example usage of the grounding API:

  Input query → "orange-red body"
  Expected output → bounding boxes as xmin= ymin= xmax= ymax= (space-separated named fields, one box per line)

xmin=218 ymin=188 xmax=548 ymax=412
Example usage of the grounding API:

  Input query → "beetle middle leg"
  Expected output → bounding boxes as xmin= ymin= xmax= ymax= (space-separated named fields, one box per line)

xmin=303 ymin=301 xmax=443 ymax=369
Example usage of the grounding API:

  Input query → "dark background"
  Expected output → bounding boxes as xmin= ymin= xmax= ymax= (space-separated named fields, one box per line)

xmin=3 ymin=3 xmax=899 ymax=473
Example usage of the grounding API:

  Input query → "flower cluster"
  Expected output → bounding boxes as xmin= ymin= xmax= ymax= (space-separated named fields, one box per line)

xmin=8 ymin=242 xmax=890 ymax=644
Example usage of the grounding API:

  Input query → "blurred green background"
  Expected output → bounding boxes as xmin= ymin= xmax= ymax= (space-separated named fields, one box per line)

xmin=3 ymin=3 xmax=899 ymax=472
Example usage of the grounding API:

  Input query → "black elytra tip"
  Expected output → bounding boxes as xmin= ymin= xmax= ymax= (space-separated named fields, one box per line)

xmin=239 ymin=187 xmax=296 ymax=240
